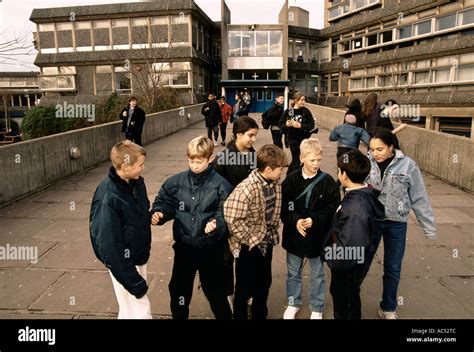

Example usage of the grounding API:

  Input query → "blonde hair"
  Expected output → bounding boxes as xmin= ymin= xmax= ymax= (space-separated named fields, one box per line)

xmin=300 ymin=138 xmax=323 ymax=157
xmin=187 ymin=136 xmax=214 ymax=159
xmin=110 ymin=140 xmax=146 ymax=170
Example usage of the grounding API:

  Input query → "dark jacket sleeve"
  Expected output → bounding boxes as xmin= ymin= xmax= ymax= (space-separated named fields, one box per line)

xmin=279 ymin=109 xmax=290 ymax=132
xmin=281 ymin=176 xmax=306 ymax=229
xmin=201 ymin=102 xmax=210 ymax=116
xmin=329 ymin=126 xmax=339 ymax=141
xmin=119 ymin=107 xmax=128 ymax=121
xmin=307 ymin=177 xmax=341 ymax=238
xmin=151 ymin=179 xmax=176 ymax=224
xmin=267 ymin=104 xmax=282 ymax=126
xmin=205 ymin=180 xmax=232 ymax=241
xmin=91 ymin=202 xmax=148 ymax=298
xmin=301 ymin=108 xmax=315 ymax=132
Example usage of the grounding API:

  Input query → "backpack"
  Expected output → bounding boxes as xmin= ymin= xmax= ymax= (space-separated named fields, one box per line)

xmin=261 ymin=109 xmax=272 ymax=130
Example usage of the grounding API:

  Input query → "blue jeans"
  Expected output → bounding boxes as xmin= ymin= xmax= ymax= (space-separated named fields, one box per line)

xmin=364 ymin=220 xmax=407 ymax=312
xmin=286 ymin=252 xmax=325 ymax=312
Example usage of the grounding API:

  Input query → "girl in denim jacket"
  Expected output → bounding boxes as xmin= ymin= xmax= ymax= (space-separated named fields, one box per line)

xmin=364 ymin=129 xmax=437 ymax=319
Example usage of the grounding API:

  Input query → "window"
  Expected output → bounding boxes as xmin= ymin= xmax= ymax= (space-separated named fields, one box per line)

xmin=436 ymin=14 xmax=457 ymax=31
xmin=75 ymin=21 xmax=91 ymax=30
xmin=434 ymin=68 xmax=451 ymax=83
xmin=256 ymin=31 xmax=268 ymax=56
xmin=93 ymin=20 xmax=109 ymax=29
xmin=151 ymin=17 xmax=168 ymax=25
xmin=350 ymin=78 xmax=364 ymax=90
xmin=459 ymin=9 xmax=474 ymax=26
xmin=171 ymin=72 xmax=189 ymax=86
xmin=367 ymin=34 xmax=378 ymax=47
xmin=417 ymin=59 xmax=430 ymax=69
xmin=96 ymin=65 xmax=112 ymax=73
xmin=42 ymin=67 xmax=59 ymax=75
xmin=380 ymin=30 xmax=393 ymax=43
xmin=296 ymin=42 xmax=306 ymax=62
xmin=320 ymin=46 xmax=329 ymax=62
xmin=39 ymin=24 xmax=55 ymax=31
xmin=352 ymin=37 xmax=363 ymax=49
xmin=115 ymin=67 xmax=131 ymax=93
xmin=331 ymin=74 xmax=339 ymax=93
xmin=415 ymin=20 xmax=431 ymax=36
xmin=241 ymin=31 xmax=254 ymax=56
xmin=366 ymin=77 xmax=376 ymax=88
xmin=456 ymin=65 xmax=474 ymax=81
xmin=132 ymin=18 xmax=147 ymax=26
xmin=310 ymin=45 xmax=318 ymax=62
xmin=414 ymin=71 xmax=430 ymax=84
xmin=229 ymin=32 xmax=241 ymax=57
xmin=269 ymin=31 xmax=282 ymax=56
xmin=59 ymin=66 xmax=76 ymax=74
xmin=56 ymin=22 xmax=73 ymax=31
xmin=399 ymin=25 xmax=412 ymax=39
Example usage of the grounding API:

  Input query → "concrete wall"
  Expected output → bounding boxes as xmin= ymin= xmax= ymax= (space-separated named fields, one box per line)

xmin=306 ymin=103 xmax=474 ymax=192
xmin=0 ymin=104 xmax=204 ymax=206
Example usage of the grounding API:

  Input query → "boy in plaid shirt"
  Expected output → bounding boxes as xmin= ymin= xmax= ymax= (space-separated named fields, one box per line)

xmin=224 ymin=144 xmax=288 ymax=320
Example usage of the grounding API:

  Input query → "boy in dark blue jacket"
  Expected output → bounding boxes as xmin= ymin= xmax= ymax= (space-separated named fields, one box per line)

xmin=325 ymin=149 xmax=384 ymax=319
xmin=90 ymin=140 xmax=152 ymax=319
xmin=151 ymin=136 xmax=232 ymax=319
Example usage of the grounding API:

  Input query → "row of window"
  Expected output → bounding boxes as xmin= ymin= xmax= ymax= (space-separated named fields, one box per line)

xmin=328 ymin=0 xmax=379 ymax=21
xmin=37 ymin=15 xmax=195 ymax=54
xmin=338 ymin=8 xmax=474 ymax=54
xmin=349 ymin=64 xmax=474 ymax=90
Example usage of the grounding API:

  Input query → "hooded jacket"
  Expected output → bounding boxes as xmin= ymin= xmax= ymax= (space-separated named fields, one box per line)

xmin=324 ymin=186 xmax=385 ymax=272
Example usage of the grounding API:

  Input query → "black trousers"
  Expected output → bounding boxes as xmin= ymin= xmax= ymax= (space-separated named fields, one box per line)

xmin=125 ymin=132 xmax=142 ymax=146
xmin=223 ymin=242 xmax=234 ymax=296
xmin=329 ymin=264 xmax=365 ymax=320
xmin=168 ymin=242 xmax=232 ymax=319
xmin=271 ymin=129 xmax=283 ymax=149
xmin=219 ymin=122 xmax=228 ymax=143
xmin=234 ymin=244 xmax=273 ymax=320
xmin=288 ymin=143 xmax=301 ymax=174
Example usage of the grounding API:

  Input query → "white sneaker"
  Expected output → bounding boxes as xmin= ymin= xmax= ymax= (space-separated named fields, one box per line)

xmin=283 ymin=306 xmax=300 ymax=319
xmin=310 ymin=311 xmax=323 ymax=319
xmin=378 ymin=308 xmax=398 ymax=319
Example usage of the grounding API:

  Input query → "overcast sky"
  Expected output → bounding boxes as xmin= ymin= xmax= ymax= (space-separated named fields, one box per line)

xmin=0 ymin=0 xmax=324 ymax=72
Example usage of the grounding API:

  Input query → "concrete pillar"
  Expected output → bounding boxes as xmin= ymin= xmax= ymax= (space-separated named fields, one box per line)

xmin=425 ymin=114 xmax=433 ymax=130
xmin=284 ymin=86 xmax=289 ymax=110
xmin=471 ymin=116 xmax=474 ymax=140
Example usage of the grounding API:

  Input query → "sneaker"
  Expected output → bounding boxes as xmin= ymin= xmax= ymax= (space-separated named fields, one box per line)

xmin=310 ymin=311 xmax=323 ymax=320
xmin=283 ymin=306 xmax=300 ymax=319
xmin=378 ymin=308 xmax=398 ymax=319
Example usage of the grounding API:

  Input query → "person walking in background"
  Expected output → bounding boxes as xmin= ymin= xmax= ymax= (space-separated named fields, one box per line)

xmin=344 ymin=99 xmax=365 ymax=129
xmin=279 ymin=92 xmax=315 ymax=173
xmin=329 ymin=114 xmax=370 ymax=160
xmin=120 ymin=97 xmax=146 ymax=146
xmin=266 ymin=94 xmax=285 ymax=149
xmin=202 ymin=93 xmax=222 ymax=146
xmin=232 ymin=94 xmax=248 ymax=122
xmin=219 ymin=96 xmax=233 ymax=146
xmin=362 ymin=92 xmax=381 ymax=137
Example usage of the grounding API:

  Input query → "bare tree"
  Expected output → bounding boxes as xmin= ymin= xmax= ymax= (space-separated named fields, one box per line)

xmin=0 ymin=26 xmax=36 ymax=69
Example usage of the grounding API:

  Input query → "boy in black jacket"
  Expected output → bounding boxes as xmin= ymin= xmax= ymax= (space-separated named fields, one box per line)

xmin=325 ymin=149 xmax=384 ymax=319
xmin=281 ymin=138 xmax=340 ymax=319
xmin=267 ymin=94 xmax=285 ymax=148
xmin=151 ymin=136 xmax=232 ymax=319
xmin=90 ymin=140 xmax=152 ymax=319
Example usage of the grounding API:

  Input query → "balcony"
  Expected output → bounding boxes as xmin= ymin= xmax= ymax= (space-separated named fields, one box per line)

xmin=328 ymin=0 xmax=380 ymax=22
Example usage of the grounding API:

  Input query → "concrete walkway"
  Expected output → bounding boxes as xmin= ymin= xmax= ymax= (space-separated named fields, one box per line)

xmin=0 ymin=113 xmax=472 ymax=319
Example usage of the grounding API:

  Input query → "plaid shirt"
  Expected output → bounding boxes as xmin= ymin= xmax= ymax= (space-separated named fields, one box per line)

xmin=224 ymin=169 xmax=282 ymax=258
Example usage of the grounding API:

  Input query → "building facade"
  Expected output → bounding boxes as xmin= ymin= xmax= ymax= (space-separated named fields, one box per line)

xmin=0 ymin=72 xmax=42 ymax=120
xmin=29 ymin=0 xmax=221 ymax=106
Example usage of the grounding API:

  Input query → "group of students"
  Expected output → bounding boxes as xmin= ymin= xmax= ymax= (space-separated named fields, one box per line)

xmin=90 ymin=94 xmax=437 ymax=320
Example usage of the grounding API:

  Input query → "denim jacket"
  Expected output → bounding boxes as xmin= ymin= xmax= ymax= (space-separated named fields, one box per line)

xmin=329 ymin=124 xmax=370 ymax=149
xmin=366 ymin=150 xmax=437 ymax=238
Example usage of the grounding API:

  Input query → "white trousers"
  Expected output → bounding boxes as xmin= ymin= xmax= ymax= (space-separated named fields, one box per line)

xmin=109 ymin=264 xmax=152 ymax=319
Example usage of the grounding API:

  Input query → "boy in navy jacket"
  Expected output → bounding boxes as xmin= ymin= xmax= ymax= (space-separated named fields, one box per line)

xmin=325 ymin=149 xmax=384 ymax=319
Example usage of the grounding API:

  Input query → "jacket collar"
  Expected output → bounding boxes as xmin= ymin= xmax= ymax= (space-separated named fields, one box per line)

xmin=189 ymin=165 xmax=214 ymax=185
xmin=108 ymin=167 xmax=141 ymax=191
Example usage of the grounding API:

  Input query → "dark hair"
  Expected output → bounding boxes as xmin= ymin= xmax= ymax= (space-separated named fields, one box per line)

xmin=232 ymin=116 xmax=258 ymax=142
xmin=276 ymin=93 xmax=284 ymax=99
xmin=128 ymin=96 xmax=137 ymax=103
xmin=337 ymin=149 xmax=371 ymax=184
xmin=220 ymin=96 xmax=226 ymax=101
xmin=384 ymin=99 xmax=398 ymax=107
xmin=363 ymin=92 xmax=378 ymax=118
xmin=345 ymin=99 xmax=362 ymax=113
xmin=371 ymin=128 xmax=398 ymax=148
xmin=257 ymin=144 xmax=288 ymax=172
